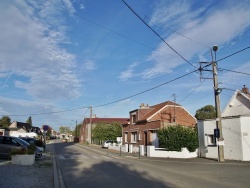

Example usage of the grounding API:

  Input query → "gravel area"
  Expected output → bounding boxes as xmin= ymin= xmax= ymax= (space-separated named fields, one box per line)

xmin=0 ymin=145 xmax=54 ymax=188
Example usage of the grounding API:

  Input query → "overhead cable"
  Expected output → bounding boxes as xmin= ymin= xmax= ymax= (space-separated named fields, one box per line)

xmin=217 ymin=45 xmax=250 ymax=62
xmin=3 ymin=70 xmax=197 ymax=117
xmin=218 ymin=68 xmax=250 ymax=76
xmin=121 ymin=0 xmax=197 ymax=69
xmin=93 ymin=70 xmax=197 ymax=108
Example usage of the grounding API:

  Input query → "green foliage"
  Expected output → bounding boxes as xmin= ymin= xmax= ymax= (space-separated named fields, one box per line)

xmin=158 ymin=125 xmax=198 ymax=152
xmin=195 ymin=105 xmax=216 ymax=120
xmin=26 ymin=116 xmax=32 ymax=126
xmin=0 ymin=116 xmax=11 ymax=128
xmin=92 ymin=122 xmax=122 ymax=141
xmin=11 ymin=143 xmax=36 ymax=155
xmin=73 ymin=124 xmax=81 ymax=137
xmin=59 ymin=126 xmax=70 ymax=134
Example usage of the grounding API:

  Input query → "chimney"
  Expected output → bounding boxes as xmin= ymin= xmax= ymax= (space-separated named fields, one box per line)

xmin=241 ymin=85 xmax=249 ymax=94
xmin=140 ymin=103 xmax=149 ymax=109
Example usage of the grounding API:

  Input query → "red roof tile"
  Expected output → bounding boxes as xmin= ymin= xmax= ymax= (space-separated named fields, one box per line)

xmin=138 ymin=101 xmax=181 ymax=121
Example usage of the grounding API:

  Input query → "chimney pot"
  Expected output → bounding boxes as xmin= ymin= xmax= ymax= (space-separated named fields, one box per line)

xmin=242 ymin=85 xmax=249 ymax=94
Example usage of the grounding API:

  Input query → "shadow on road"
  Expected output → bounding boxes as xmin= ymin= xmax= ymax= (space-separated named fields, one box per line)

xmin=62 ymin=160 xmax=173 ymax=188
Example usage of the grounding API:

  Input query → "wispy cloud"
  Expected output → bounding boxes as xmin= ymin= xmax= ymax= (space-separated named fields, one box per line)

xmin=0 ymin=0 xmax=81 ymax=101
xmin=83 ymin=60 xmax=96 ymax=71
xmin=118 ymin=62 xmax=139 ymax=81
xmin=125 ymin=1 xmax=250 ymax=80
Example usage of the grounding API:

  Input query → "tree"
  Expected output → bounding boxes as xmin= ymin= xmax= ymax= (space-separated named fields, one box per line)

xmin=26 ymin=116 xmax=32 ymax=125
xmin=59 ymin=126 xmax=70 ymax=134
xmin=195 ymin=105 xmax=216 ymax=120
xmin=92 ymin=122 xmax=122 ymax=142
xmin=73 ymin=124 xmax=82 ymax=137
xmin=0 ymin=116 xmax=11 ymax=128
xmin=158 ymin=125 xmax=198 ymax=152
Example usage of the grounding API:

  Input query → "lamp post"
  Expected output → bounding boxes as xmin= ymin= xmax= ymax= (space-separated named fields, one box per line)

xmin=212 ymin=45 xmax=224 ymax=162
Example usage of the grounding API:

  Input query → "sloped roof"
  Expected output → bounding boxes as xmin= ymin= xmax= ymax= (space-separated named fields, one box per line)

xmin=222 ymin=89 xmax=250 ymax=117
xmin=138 ymin=101 xmax=181 ymax=122
xmin=84 ymin=118 xmax=129 ymax=124
xmin=15 ymin=122 xmax=32 ymax=132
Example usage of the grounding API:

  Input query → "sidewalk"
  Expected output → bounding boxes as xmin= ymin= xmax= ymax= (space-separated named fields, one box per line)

xmin=0 ymin=143 xmax=54 ymax=188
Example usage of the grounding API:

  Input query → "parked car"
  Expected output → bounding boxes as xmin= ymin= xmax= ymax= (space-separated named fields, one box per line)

xmin=0 ymin=136 xmax=43 ymax=159
xmin=19 ymin=137 xmax=45 ymax=152
xmin=102 ymin=140 xmax=117 ymax=148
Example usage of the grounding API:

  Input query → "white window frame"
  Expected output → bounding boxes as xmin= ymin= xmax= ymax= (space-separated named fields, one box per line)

xmin=131 ymin=132 xmax=137 ymax=143
xmin=124 ymin=132 xmax=128 ymax=143
xmin=207 ymin=134 xmax=216 ymax=146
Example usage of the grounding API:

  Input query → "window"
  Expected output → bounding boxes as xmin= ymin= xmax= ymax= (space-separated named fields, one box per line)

xmin=124 ymin=133 xmax=128 ymax=142
xmin=207 ymin=134 xmax=216 ymax=145
xmin=132 ymin=114 xmax=136 ymax=124
xmin=131 ymin=132 xmax=137 ymax=143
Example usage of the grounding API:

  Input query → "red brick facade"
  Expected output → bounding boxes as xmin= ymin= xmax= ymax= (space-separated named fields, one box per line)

xmin=122 ymin=101 xmax=196 ymax=147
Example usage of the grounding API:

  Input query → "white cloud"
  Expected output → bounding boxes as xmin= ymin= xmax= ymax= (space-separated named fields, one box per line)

xmin=62 ymin=0 xmax=76 ymax=14
xmin=80 ymin=4 xmax=85 ymax=10
xmin=0 ymin=0 xmax=81 ymax=101
xmin=142 ymin=1 xmax=250 ymax=79
xmin=83 ymin=60 xmax=96 ymax=70
xmin=118 ymin=62 xmax=139 ymax=81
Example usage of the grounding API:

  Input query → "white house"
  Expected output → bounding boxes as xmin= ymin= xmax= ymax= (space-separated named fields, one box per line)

xmin=198 ymin=85 xmax=250 ymax=161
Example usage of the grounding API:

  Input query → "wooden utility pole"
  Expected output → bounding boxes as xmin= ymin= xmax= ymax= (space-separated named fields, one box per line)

xmin=89 ymin=106 xmax=92 ymax=144
xmin=212 ymin=45 xmax=224 ymax=162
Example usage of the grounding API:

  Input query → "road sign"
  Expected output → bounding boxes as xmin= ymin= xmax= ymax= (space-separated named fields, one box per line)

xmin=43 ymin=125 xmax=49 ymax=131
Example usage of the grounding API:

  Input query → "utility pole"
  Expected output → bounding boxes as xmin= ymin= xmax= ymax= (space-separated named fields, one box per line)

xmin=212 ymin=45 xmax=224 ymax=162
xmin=75 ymin=120 xmax=77 ymax=138
xmin=89 ymin=106 xmax=92 ymax=144
xmin=172 ymin=94 xmax=176 ymax=123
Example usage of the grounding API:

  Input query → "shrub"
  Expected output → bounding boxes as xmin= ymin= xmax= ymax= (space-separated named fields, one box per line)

xmin=11 ymin=143 xmax=36 ymax=155
xmin=158 ymin=125 xmax=198 ymax=152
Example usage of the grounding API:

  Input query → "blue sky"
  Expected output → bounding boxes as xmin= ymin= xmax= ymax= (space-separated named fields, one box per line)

xmin=1 ymin=0 xmax=250 ymax=131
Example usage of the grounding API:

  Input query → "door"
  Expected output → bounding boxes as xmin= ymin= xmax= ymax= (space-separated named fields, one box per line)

xmin=151 ymin=130 xmax=159 ymax=148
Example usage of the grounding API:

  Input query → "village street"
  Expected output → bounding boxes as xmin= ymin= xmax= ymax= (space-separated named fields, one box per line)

xmin=54 ymin=141 xmax=250 ymax=188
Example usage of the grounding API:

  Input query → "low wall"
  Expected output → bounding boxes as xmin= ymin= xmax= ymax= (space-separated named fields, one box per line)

xmin=108 ymin=144 xmax=127 ymax=153
xmin=147 ymin=146 xmax=198 ymax=158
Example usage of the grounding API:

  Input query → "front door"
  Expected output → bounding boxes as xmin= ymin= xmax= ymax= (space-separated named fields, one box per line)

xmin=151 ymin=130 xmax=159 ymax=148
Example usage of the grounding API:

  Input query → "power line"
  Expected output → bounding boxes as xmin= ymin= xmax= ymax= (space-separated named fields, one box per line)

xmin=178 ymin=73 xmax=210 ymax=104
xmin=217 ymin=45 xmax=250 ymax=62
xmin=47 ymin=0 xmax=178 ymax=59
xmin=121 ymin=0 xmax=197 ymax=69
xmin=144 ymin=15 xmax=210 ymax=50
xmin=93 ymin=70 xmax=197 ymax=108
xmin=218 ymin=68 xmax=250 ymax=76
xmin=2 ymin=106 xmax=89 ymax=117
xmin=2 ymin=70 xmax=197 ymax=117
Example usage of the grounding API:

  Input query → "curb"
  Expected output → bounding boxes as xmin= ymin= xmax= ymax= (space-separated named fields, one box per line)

xmin=53 ymin=143 xmax=65 ymax=188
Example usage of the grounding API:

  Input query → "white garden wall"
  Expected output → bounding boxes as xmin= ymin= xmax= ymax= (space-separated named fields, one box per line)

xmin=147 ymin=146 xmax=197 ymax=158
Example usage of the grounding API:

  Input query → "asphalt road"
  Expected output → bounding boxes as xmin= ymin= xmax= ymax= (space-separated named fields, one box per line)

xmin=54 ymin=142 xmax=250 ymax=188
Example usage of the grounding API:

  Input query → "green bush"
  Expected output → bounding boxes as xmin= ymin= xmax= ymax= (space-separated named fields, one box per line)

xmin=11 ymin=143 xmax=36 ymax=155
xmin=158 ymin=125 xmax=198 ymax=152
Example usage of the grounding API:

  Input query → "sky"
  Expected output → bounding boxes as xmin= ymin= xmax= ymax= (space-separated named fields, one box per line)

xmin=0 ymin=0 xmax=250 ymax=131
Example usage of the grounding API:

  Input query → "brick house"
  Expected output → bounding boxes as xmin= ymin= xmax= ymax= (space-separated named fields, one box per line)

xmin=80 ymin=116 xmax=129 ymax=144
xmin=122 ymin=101 xmax=196 ymax=148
